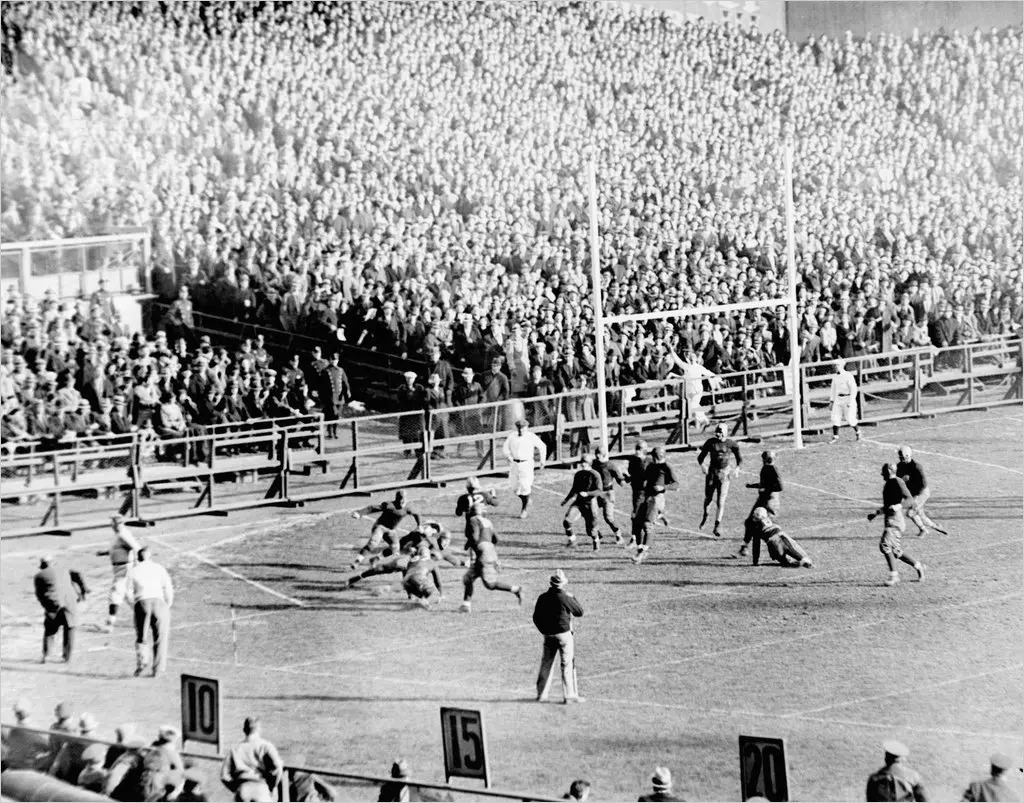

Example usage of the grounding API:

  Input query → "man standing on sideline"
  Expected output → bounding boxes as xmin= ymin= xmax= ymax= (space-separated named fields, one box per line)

xmin=829 ymin=359 xmax=861 ymax=444
xmin=962 ymin=753 xmax=1020 ymax=802
xmin=502 ymin=418 xmax=546 ymax=519
xmin=320 ymin=352 xmax=353 ymax=439
xmin=533 ymin=569 xmax=584 ymax=704
xmin=561 ymin=453 xmax=604 ymax=550
xmin=869 ymin=464 xmax=926 ymax=587
xmin=221 ymin=716 xmax=283 ymax=802
xmin=34 ymin=555 xmax=88 ymax=664
xmin=896 ymin=446 xmax=941 ymax=538
xmin=130 ymin=546 xmax=174 ymax=677
xmin=697 ymin=423 xmax=742 ymax=538
xmin=866 ymin=740 xmax=928 ymax=801
xmin=632 ymin=447 xmax=678 ymax=564
xmin=106 ymin=514 xmax=140 ymax=633
xmin=592 ymin=446 xmax=626 ymax=545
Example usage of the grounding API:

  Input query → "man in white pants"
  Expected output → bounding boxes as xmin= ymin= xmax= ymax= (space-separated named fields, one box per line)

xmin=502 ymin=418 xmax=546 ymax=519
xmin=828 ymin=360 xmax=861 ymax=444
xmin=105 ymin=515 xmax=140 ymax=634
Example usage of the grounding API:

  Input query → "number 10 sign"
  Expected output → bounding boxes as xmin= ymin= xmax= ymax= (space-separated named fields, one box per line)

xmin=181 ymin=674 xmax=221 ymax=752
xmin=440 ymin=707 xmax=490 ymax=787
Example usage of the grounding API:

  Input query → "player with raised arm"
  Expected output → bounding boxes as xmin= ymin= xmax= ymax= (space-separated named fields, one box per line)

xmin=736 ymin=450 xmax=784 ymax=560
xmin=455 ymin=477 xmax=499 ymax=536
xmin=347 ymin=528 xmax=463 ymax=588
xmin=592 ymin=446 xmax=626 ymax=545
xmin=869 ymin=464 xmax=926 ymax=587
xmin=561 ymin=453 xmax=604 ymax=551
xmin=631 ymin=446 xmax=678 ymax=564
xmin=896 ymin=446 xmax=943 ymax=537
xmin=697 ymin=424 xmax=742 ymax=538
xmin=461 ymin=503 xmax=524 ymax=612
xmin=743 ymin=508 xmax=814 ymax=568
xmin=348 ymin=490 xmax=421 ymax=570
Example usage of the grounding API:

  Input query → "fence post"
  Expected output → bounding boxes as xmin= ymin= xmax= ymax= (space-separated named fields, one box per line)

xmin=351 ymin=419 xmax=359 ymax=489
xmin=683 ymin=388 xmax=690 ymax=448
xmin=966 ymin=344 xmax=975 ymax=406
xmin=856 ymin=359 xmax=865 ymax=422
xmin=489 ymin=407 xmax=498 ymax=471
xmin=740 ymin=371 xmax=749 ymax=436
xmin=912 ymin=351 xmax=921 ymax=414
xmin=51 ymin=457 xmax=61 ymax=527
xmin=423 ymin=412 xmax=432 ymax=481
xmin=676 ymin=382 xmax=685 ymax=444
xmin=617 ymin=388 xmax=625 ymax=452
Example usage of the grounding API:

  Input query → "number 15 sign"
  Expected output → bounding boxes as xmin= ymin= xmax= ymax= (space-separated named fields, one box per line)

xmin=440 ymin=707 xmax=490 ymax=787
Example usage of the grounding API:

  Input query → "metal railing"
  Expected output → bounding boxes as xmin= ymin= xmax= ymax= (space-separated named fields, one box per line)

xmin=0 ymin=724 xmax=560 ymax=802
xmin=1 ymin=339 xmax=1020 ymax=539
xmin=0 ymin=231 xmax=151 ymax=300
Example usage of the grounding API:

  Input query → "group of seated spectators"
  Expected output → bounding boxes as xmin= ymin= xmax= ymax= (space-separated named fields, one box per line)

xmin=0 ymin=2 xmax=1021 ymax=448
xmin=0 ymin=699 xmax=452 ymax=802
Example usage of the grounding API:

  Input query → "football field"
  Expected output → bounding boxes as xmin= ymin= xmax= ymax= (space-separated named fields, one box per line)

xmin=2 ymin=408 xmax=1022 ymax=801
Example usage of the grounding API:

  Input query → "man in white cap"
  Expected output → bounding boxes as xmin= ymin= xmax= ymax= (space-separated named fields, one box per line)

xmin=639 ymin=766 xmax=683 ymax=801
xmin=532 ymin=569 xmax=584 ymax=704
xmin=828 ymin=359 xmax=861 ymax=444
xmin=105 ymin=514 xmax=141 ymax=633
xmin=502 ymin=417 xmax=546 ymax=518
xmin=866 ymin=740 xmax=928 ymax=801
xmin=962 ymin=753 xmax=1020 ymax=802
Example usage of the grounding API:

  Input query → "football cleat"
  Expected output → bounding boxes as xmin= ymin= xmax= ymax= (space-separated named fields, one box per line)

xmin=884 ymin=572 xmax=900 ymax=587
xmin=915 ymin=563 xmax=925 ymax=582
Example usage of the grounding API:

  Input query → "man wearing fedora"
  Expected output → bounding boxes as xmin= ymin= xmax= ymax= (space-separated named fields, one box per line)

xmin=33 ymin=554 xmax=88 ymax=664
xmin=962 ymin=753 xmax=1020 ymax=802
xmin=638 ymin=766 xmax=683 ymax=801
xmin=866 ymin=740 xmax=928 ymax=801
xmin=533 ymin=569 xmax=584 ymax=704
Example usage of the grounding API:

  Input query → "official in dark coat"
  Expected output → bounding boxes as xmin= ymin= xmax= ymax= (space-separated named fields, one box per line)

xmin=33 ymin=555 xmax=88 ymax=664
xmin=533 ymin=569 xmax=584 ymax=704
xmin=320 ymin=352 xmax=352 ymax=438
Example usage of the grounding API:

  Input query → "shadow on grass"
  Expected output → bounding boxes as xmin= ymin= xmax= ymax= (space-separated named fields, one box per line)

xmin=1 ymin=661 xmax=131 ymax=680
xmin=214 ymin=561 xmax=343 ymax=573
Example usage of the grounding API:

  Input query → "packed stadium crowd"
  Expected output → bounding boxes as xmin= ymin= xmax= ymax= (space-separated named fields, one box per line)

xmin=1 ymin=2 xmax=1022 ymax=396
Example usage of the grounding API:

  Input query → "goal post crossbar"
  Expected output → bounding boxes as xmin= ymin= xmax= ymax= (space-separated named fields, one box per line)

xmin=588 ymin=144 xmax=804 ymax=452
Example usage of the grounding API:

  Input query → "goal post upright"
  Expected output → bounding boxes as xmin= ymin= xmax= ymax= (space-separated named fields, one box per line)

xmin=783 ymin=144 xmax=805 ymax=449
xmin=587 ymin=160 xmax=611 ymax=454
xmin=588 ymin=148 xmax=804 ymax=452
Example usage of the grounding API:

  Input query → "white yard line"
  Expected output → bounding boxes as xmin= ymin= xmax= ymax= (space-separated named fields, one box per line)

xmin=861 ymin=437 xmax=1024 ymax=476
xmin=782 ymin=663 xmax=1023 ymax=718
xmin=784 ymin=480 xmax=876 ymax=506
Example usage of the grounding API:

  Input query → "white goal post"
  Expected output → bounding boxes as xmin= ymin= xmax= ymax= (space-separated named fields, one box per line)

xmin=587 ymin=146 xmax=804 ymax=453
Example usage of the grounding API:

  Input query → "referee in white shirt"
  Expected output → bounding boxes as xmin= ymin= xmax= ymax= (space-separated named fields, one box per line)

xmin=828 ymin=360 xmax=861 ymax=444
xmin=130 ymin=546 xmax=174 ymax=678
xmin=502 ymin=418 xmax=547 ymax=519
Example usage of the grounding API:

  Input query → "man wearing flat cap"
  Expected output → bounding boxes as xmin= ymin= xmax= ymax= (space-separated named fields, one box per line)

xmin=866 ymin=740 xmax=928 ymax=801
xmin=533 ymin=570 xmax=584 ymax=704
xmin=962 ymin=753 xmax=1020 ymax=802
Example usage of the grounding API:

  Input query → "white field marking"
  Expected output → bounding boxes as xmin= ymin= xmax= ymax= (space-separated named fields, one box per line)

xmin=587 ymin=589 xmax=1023 ymax=681
xmin=784 ymin=480 xmax=876 ymax=506
xmin=861 ymin=437 xmax=1024 ymax=476
xmin=782 ymin=663 xmax=1024 ymax=718
xmin=150 ymin=534 xmax=307 ymax=608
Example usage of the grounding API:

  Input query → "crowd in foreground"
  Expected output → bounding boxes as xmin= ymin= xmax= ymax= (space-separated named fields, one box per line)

xmin=1 ymin=1 xmax=1022 ymax=390
xmin=2 ymin=699 xmax=1019 ymax=801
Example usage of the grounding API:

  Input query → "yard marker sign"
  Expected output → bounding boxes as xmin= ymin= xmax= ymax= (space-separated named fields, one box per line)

xmin=739 ymin=734 xmax=789 ymax=801
xmin=440 ymin=707 xmax=490 ymax=787
xmin=181 ymin=674 xmax=221 ymax=752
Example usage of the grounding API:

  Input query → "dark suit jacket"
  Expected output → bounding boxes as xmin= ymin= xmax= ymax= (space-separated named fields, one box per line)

xmin=34 ymin=565 xmax=87 ymax=621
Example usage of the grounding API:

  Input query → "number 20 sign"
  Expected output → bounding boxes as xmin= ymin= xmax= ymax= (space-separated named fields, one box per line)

xmin=739 ymin=734 xmax=789 ymax=801
xmin=440 ymin=707 xmax=490 ymax=787
xmin=181 ymin=674 xmax=221 ymax=752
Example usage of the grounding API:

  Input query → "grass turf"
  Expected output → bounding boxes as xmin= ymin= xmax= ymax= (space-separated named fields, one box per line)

xmin=2 ymin=407 xmax=1022 ymax=801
